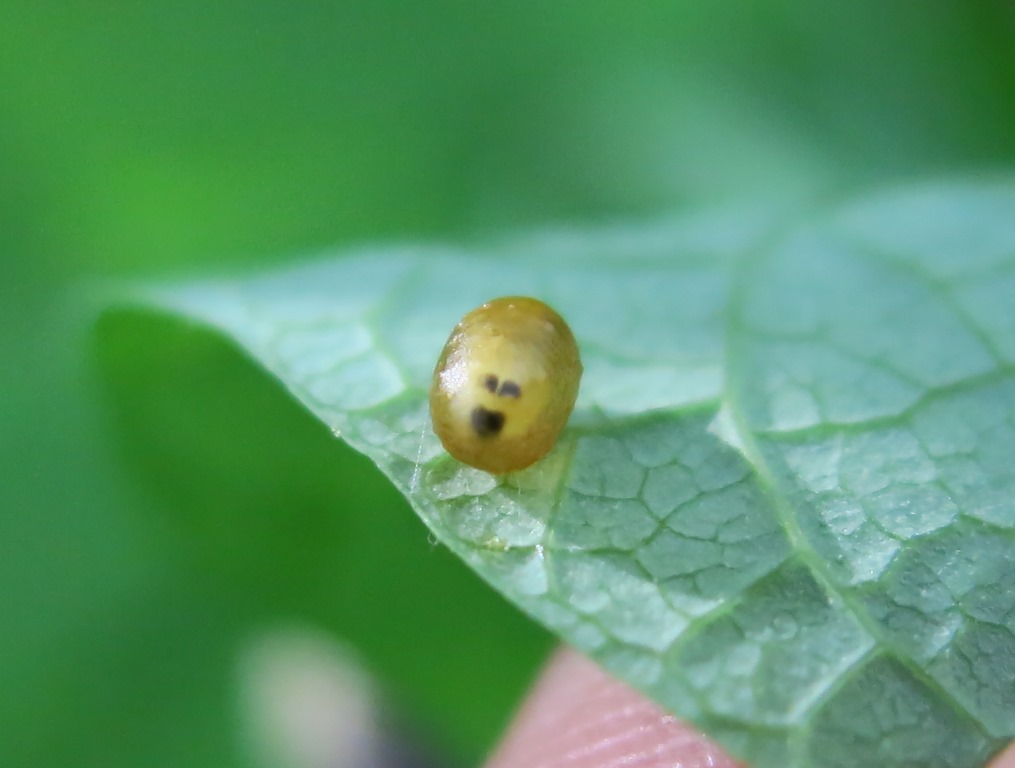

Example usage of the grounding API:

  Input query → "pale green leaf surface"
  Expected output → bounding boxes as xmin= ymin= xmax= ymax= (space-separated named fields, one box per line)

xmin=130 ymin=182 xmax=1015 ymax=768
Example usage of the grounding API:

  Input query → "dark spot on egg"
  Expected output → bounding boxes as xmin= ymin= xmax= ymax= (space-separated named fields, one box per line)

xmin=483 ymin=374 xmax=499 ymax=393
xmin=471 ymin=406 xmax=505 ymax=437
xmin=498 ymin=380 xmax=522 ymax=398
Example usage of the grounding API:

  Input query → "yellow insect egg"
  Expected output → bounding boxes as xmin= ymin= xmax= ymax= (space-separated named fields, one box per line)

xmin=429 ymin=296 xmax=582 ymax=474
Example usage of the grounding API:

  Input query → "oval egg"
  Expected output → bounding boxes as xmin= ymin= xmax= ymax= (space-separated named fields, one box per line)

xmin=429 ymin=296 xmax=582 ymax=474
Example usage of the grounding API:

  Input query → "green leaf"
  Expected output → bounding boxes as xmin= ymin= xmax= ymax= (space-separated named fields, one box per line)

xmin=119 ymin=181 xmax=1015 ymax=768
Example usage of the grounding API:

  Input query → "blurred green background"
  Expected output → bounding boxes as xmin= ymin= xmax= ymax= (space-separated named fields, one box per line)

xmin=2 ymin=3 xmax=1014 ymax=767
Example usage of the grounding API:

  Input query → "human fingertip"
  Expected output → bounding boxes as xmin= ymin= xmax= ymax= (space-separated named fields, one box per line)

xmin=484 ymin=648 xmax=742 ymax=768
xmin=990 ymin=741 xmax=1015 ymax=768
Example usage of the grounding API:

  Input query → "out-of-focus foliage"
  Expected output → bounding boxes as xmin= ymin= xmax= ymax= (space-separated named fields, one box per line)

xmin=2 ymin=3 xmax=1014 ymax=767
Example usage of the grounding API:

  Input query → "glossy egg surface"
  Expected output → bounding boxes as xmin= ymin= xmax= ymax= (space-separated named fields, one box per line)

xmin=429 ymin=296 xmax=582 ymax=474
